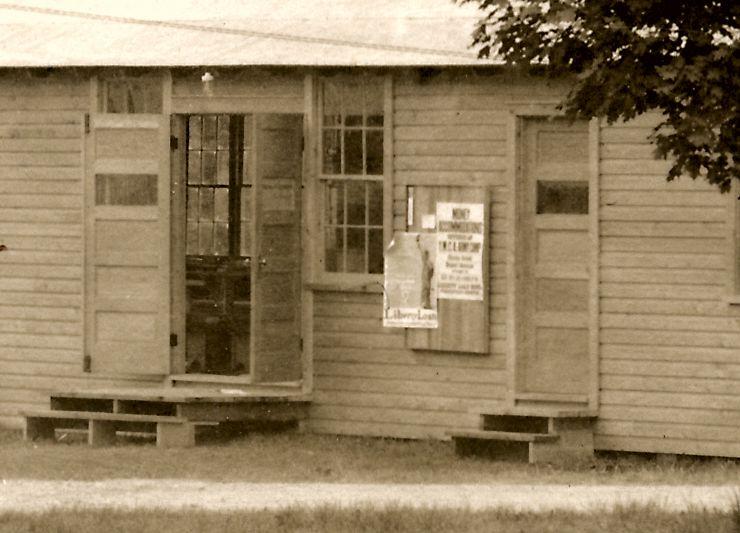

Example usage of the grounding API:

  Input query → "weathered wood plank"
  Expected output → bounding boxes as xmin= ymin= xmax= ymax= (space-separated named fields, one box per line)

xmin=394 ymin=140 xmax=505 ymax=157
xmin=315 ymin=360 xmax=504 ymax=384
xmin=0 ymin=208 xmax=81 ymax=223
xmin=395 ymin=125 xmax=506 ymax=141
xmin=0 ymin=235 xmax=81 ymax=252
xmin=601 ymin=344 xmax=740 ymax=364
xmin=0 ymin=318 xmax=80 ymax=336
xmin=601 ymin=329 xmax=740 ymax=349
xmin=601 ymin=206 xmax=725 ymax=222
xmin=594 ymin=434 xmax=740 ymax=458
xmin=395 ymin=110 xmax=507 ymax=126
xmin=0 ymin=345 xmax=80 ymax=364
xmin=600 ymin=221 xmax=723 ymax=238
xmin=600 ymin=267 xmax=723 ymax=285
xmin=600 ymin=252 xmax=724 ymax=269
xmin=601 ymin=298 xmax=738 ymax=317
xmin=0 ymin=278 xmax=80 ymax=293
xmin=0 ymin=139 xmax=81 ymax=152
xmin=0 ymin=305 xmax=80 ymax=321
xmin=0 ymin=195 xmax=81 ymax=209
xmin=602 ymin=359 xmax=740 ymax=380
xmin=0 ymin=110 xmax=82 ymax=125
xmin=0 ymin=264 xmax=81 ymax=279
xmin=395 ymin=155 xmax=505 ymax=172
xmin=599 ymin=283 xmax=723 ymax=301
xmin=0 ymin=153 xmax=80 ymax=166
xmin=316 ymin=346 xmax=505 ymax=369
xmin=0 ymin=96 xmax=88 ymax=111
xmin=0 ymin=125 xmax=80 ymax=139
xmin=601 ymin=190 xmax=723 ymax=207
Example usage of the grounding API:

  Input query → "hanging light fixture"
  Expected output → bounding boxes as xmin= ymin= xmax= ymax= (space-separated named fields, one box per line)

xmin=201 ymin=71 xmax=214 ymax=96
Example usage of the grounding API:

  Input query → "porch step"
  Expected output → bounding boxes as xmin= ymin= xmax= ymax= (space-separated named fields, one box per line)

xmin=449 ymin=410 xmax=596 ymax=465
xmin=21 ymin=386 xmax=312 ymax=448
xmin=21 ymin=409 xmax=210 ymax=448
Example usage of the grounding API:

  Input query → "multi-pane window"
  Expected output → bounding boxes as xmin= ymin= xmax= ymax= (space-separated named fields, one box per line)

xmin=186 ymin=115 xmax=251 ymax=257
xmin=320 ymin=77 xmax=385 ymax=274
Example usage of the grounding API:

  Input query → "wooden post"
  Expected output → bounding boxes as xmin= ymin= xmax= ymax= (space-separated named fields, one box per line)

xmin=88 ymin=420 xmax=117 ymax=446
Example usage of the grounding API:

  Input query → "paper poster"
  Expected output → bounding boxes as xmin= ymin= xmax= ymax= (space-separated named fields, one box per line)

xmin=383 ymin=232 xmax=438 ymax=328
xmin=435 ymin=202 xmax=485 ymax=300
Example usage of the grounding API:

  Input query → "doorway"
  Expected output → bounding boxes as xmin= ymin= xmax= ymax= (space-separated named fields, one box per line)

xmin=515 ymin=117 xmax=592 ymax=402
xmin=172 ymin=113 xmax=304 ymax=382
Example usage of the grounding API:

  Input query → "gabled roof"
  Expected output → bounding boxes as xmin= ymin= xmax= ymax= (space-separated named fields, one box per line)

xmin=0 ymin=1 xmax=497 ymax=67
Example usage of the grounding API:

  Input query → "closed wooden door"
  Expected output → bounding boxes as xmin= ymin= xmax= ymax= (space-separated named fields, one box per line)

xmin=250 ymin=114 xmax=304 ymax=382
xmin=516 ymin=118 xmax=591 ymax=400
xmin=85 ymin=114 xmax=170 ymax=374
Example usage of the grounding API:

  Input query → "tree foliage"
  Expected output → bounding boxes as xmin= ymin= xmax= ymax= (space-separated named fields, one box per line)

xmin=461 ymin=0 xmax=739 ymax=191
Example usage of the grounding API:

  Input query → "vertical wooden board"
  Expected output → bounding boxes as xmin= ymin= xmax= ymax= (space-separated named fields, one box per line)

xmin=405 ymin=186 xmax=490 ymax=354
xmin=251 ymin=113 xmax=304 ymax=382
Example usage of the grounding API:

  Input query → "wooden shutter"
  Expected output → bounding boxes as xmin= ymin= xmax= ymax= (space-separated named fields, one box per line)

xmin=406 ymin=186 xmax=490 ymax=354
xmin=84 ymin=114 xmax=170 ymax=374
xmin=251 ymin=114 xmax=304 ymax=382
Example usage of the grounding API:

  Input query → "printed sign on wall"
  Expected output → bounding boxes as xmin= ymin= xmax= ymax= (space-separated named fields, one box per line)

xmin=435 ymin=202 xmax=485 ymax=301
xmin=383 ymin=232 xmax=438 ymax=328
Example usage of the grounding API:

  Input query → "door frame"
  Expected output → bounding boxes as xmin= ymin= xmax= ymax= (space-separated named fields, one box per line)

xmin=505 ymin=110 xmax=600 ymax=410
xmin=169 ymin=112 xmax=308 ymax=384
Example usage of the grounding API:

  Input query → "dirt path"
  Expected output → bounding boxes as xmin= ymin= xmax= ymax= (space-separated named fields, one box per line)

xmin=1 ymin=480 xmax=737 ymax=512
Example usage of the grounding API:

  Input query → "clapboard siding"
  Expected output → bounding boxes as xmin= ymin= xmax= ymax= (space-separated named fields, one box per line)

xmin=307 ymin=73 xmax=558 ymax=439
xmin=595 ymin=115 xmax=740 ymax=457
xmin=0 ymin=74 xmax=162 ymax=428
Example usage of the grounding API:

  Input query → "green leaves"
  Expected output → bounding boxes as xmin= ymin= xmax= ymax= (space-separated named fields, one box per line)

xmin=461 ymin=0 xmax=740 ymax=191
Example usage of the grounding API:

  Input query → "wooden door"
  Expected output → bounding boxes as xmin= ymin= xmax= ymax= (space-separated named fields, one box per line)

xmin=516 ymin=118 xmax=591 ymax=400
xmin=250 ymin=114 xmax=304 ymax=382
xmin=85 ymin=114 xmax=170 ymax=374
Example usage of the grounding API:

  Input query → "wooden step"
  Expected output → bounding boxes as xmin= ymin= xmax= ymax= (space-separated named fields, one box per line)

xmin=448 ymin=430 xmax=559 ymax=443
xmin=21 ymin=409 xmax=204 ymax=448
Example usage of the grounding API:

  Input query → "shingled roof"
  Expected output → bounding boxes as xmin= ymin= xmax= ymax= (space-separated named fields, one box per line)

xmin=0 ymin=0 xmax=496 ymax=67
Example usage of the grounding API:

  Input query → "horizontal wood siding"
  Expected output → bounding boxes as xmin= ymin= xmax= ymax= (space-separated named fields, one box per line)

xmin=171 ymin=70 xmax=304 ymax=114
xmin=0 ymin=74 xmax=161 ymax=429
xmin=308 ymin=73 xmax=566 ymax=439
xmin=595 ymin=114 xmax=740 ymax=457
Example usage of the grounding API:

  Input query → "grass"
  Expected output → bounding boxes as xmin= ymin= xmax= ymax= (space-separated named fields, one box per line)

xmin=1 ymin=504 xmax=739 ymax=533
xmin=1 ymin=428 xmax=739 ymax=484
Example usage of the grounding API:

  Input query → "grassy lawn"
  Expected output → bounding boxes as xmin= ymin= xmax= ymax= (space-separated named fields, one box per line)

xmin=1 ymin=428 xmax=738 ymax=484
xmin=1 ymin=505 xmax=739 ymax=533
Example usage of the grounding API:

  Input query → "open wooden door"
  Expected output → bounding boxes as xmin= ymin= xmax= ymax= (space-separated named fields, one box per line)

xmin=250 ymin=114 xmax=304 ymax=382
xmin=84 ymin=114 xmax=170 ymax=374
xmin=516 ymin=118 xmax=591 ymax=402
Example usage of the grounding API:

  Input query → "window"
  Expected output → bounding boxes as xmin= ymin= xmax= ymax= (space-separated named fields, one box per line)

xmin=320 ymin=76 xmax=385 ymax=275
xmin=101 ymin=73 xmax=162 ymax=113
xmin=185 ymin=114 xmax=251 ymax=257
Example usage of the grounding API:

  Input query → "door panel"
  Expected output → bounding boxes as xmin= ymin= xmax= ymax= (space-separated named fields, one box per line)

xmin=85 ymin=114 xmax=170 ymax=374
xmin=251 ymin=114 xmax=304 ymax=382
xmin=517 ymin=118 xmax=590 ymax=398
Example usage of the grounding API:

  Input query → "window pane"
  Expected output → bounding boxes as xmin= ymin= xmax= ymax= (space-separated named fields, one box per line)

xmin=199 ymin=188 xmax=214 ymax=221
xmin=217 ymin=151 xmax=230 ymax=185
xmin=202 ymin=150 xmax=217 ymax=185
xmin=368 ymin=181 xmax=383 ymax=225
xmin=343 ymin=84 xmax=363 ymax=126
xmin=214 ymin=188 xmax=229 ymax=222
xmin=240 ymin=186 xmax=252 ymax=256
xmin=536 ymin=181 xmax=589 ymax=214
xmin=346 ymin=181 xmax=365 ymax=225
xmin=368 ymin=228 xmax=384 ymax=274
xmin=344 ymin=130 xmax=363 ymax=174
xmin=325 ymin=180 xmax=344 ymax=225
xmin=188 ymin=116 xmax=202 ymax=150
xmin=186 ymin=188 xmax=199 ymax=221
xmin=217 ymin=115 xmax=230 ymax=150
xmin=187 ymin=151 xmax=201 ymax=185
xmin=322 ymin=82 xmax=342 ymax=126
xmin=364 ymin=81 xmax=384 ymax=126
xmin=214 ymin=222 xmax=229 ymax=256
xmin=366 ymin=130 xmax=383 ymax=175
xmin=95 ymin=174 xmax=157 ymax=205
xmin=202 ymin=115 xmax=218 ymax=150
xmin=325 ymin=226 xmax=343 ymax=272
xmin=322 ymin=129 xmax=341 ymax=174
xmin=198 ymin=222 xmax=213 ymax=255
xmin=346 ymin=227 xmax=366 ymax=273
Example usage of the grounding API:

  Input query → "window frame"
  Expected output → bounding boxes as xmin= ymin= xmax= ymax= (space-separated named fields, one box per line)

xmin=312 ymin=72 xmax=392 ymax=288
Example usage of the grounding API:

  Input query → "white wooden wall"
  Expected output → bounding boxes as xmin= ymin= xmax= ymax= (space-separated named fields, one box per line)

xmin=0 ymin=74 xmax=162 ymax=428
xmin=307 ymin=72 xmax=568 ymax=438
xmin=595 ymin=114 xmax=740 ymax=457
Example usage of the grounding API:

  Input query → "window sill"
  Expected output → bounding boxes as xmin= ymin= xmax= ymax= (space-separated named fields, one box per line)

xmin=306 ymin=277 xmax=384 ymax=294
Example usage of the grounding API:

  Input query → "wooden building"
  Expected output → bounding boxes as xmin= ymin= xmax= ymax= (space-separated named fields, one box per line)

xmin=0 ymin=2 xmax=739 ymax=457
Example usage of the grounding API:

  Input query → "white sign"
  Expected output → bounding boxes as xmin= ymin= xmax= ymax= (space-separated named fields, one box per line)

xmin=383 ymin=232 xmax=438 ymax=328
xmin=435 ymin=202 xmax=484 ymax=301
